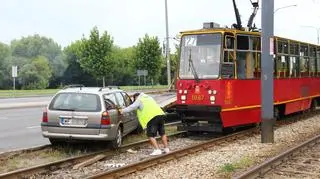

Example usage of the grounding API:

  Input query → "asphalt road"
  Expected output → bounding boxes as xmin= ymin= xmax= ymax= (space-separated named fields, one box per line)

xmin=0 ymin=93 xmax=176 ymax=153
xmin=0 ymin=107 xmax=49 ymax=153
xmin=0 ymin=96 xmax=52 ymax=104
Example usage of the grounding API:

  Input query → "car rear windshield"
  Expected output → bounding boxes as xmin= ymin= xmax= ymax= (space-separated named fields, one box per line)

xmin=49 ymin=93 xmax=101 ymax=112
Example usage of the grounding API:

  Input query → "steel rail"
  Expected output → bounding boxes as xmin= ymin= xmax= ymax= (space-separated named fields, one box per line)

xmin=0 ymin=131 xmax=185 ymax=179
xmin=88 ymin=108 xmax=320 ymax=179
xmin=235 ymin=134 xmax=320 ymax=179
xmin=0 ymin=121 xmax=179 ymax=163
xmin=88 ymin=128 xmax=259 ymax=179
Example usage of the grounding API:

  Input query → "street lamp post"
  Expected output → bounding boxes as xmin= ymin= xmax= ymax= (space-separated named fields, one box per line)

xmin=274 ymin=4 xmax=297 ymax=14
xmin=165 ymin=0 xmax=171 ymax=86
xmin=301 ymin=26 xmax=320 ymax=44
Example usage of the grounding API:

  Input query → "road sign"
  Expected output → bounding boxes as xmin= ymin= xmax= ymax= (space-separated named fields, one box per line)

xmin=137 ymin=70 xmax=148 ymax=76
xmin=12 ymin=66 xmax=18 ymax=78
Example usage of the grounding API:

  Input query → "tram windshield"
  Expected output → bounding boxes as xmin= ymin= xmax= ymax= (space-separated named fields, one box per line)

xmin=179 ymin=33 xmax=221 ymax=79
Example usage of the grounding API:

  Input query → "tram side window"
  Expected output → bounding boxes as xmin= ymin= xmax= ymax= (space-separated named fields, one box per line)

xmin=276 ymin=56 xmax=289 ymax=78
xmin=275 ymin=39 xmax=289 ymax=78
xmin=289 ymin=42 xmax=300 ymax=78
xmin=236 ymin=35 xmax=256 ymax=79
xmin=277 ymin=40 xmax=289 ymax=54
xmin=309 ymin=46 xmax=317 ymax=76
xmin=236 ymin=52 xmax=247 ymax=79
xmin=289 ymin=57 xmax=299 ymax=77
xmin=251 ymin=36 xmax=261 ymax=78
xmin=300 ymin=44 xmax=309 ymax=77
xmin=237 ymin=36 xmax=249 ymax=50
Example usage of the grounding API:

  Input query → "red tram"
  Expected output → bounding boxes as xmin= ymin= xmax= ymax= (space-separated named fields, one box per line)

xmin=175 ymin=23 xmax=320 ymax=132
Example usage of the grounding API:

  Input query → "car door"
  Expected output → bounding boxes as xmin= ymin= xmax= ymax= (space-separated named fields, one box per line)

xmin=102 ymin=93 xmax=119 ymax=129
xmin=114 ymin=92 xmax=131 ymax=135
xmin=121 ymin=92 xmax=139 ymax=131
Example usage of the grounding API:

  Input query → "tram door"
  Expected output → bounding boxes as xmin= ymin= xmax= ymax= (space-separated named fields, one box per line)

xmin=222 ymin=34 xmax=236 ymax=79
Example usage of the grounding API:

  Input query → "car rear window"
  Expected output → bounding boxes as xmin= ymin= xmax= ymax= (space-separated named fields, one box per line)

xmin=49 ymin=93 xmax=101 ymax=112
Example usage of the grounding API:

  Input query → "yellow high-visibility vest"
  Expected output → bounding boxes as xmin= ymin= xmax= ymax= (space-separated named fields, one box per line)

xmin=137 ymin=94 xmax=165 ymax=129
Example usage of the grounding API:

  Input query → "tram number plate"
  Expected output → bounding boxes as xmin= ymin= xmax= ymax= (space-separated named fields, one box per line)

xmin=192 ymin=95 xmax=204 ymax=101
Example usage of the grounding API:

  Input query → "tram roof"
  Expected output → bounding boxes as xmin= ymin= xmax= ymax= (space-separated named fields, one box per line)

xmin=180 ymin=28 xmax=320 ymax=47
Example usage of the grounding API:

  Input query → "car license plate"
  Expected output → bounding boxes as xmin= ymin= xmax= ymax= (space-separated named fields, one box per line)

xmin=60 ymin=118 xmax=87 ymax=126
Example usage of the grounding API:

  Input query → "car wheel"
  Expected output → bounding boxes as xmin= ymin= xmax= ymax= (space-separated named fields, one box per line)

xmin=111 ymin=128 xmax=122 ymax=149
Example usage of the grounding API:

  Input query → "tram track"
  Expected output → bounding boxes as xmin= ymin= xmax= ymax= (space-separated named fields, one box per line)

xmin=87 ymin=109 xmax=320 ymax=179
xmin=235 ymin=134 xmax=320 ymax=179
xmin=0 ymin=129 xmax=185 ymax=179
xmin=88 ymin=128 xmax=259 ymax=179
xmin=1 ymin=109 xmax=318 ymax=178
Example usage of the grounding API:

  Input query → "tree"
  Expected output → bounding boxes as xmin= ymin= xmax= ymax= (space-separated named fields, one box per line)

xmin=159 ymin=44 xmax=180 ymax=85
xmin=134 ymin=34 xmax=162 ymax=84
xmin=18 ymin=56 xmax=52 ymax=89
xmin=10 ymin=34 xmax=66 ymax=88
xmin=79 ymin=26 xmax=115 ymax=87
xmin=62 ymin=41 xmax=96 ymax=86
xmin=111 ymin=46 xmax=136 ymax=85
xmin=0 ymin=42 xmax=11 ymax=89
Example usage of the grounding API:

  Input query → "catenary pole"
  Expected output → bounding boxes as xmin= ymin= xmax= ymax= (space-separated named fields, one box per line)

xmin=261 ymin=0 xmax=275 ymax=143
xmin=165 ymin=0 xmax=171 ymax=86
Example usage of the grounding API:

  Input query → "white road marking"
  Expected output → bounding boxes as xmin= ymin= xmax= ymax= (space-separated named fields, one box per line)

xmin=27 ymin=126 xmax=41 ymax=129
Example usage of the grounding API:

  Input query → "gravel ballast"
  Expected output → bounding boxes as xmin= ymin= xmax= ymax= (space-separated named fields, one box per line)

xmin=123 ymin=115 xmax=320 ymax=179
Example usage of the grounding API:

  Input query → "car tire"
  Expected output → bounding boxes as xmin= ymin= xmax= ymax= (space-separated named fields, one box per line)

xmin=111 ymin=128 xmax=122 ymax=149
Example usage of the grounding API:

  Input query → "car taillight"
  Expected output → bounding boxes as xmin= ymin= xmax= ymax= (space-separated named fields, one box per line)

xmin=101 ymin=111 xmax=111 ymax=125
xmin=42 ymin=108 xmax=48 ymax=123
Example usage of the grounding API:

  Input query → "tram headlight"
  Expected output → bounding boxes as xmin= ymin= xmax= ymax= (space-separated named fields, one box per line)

xmin=213 ymin=90 xmax=217 ymax=94
xmin=208 ymin=90 xmax=212 ymax=95
xmin=181 ymin=95 xmax=186 ymax=100
xmin=184 ymin=90 xmax=188 ymax=94
xmin=210 ymin=96 xmax=215 ymax=101
xmin=178 ymin=89 xmax=183 ymax=94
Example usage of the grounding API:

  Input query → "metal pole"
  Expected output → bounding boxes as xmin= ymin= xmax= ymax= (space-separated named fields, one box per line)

xmin=13 ymin=77 xmax=15 ymax=91
xmin=317 ymin=28 xmax=319 ymax=44
xmin=261 ymin=0 xmax=275 ymax=143
xmin=165 ymin=0 xmax=171 ymax=86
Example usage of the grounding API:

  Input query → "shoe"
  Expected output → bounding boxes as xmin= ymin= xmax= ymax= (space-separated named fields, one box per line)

xmin=163 ymin=148 xmax=170 ymax=153
xmin=149 ymin=149 xmax=162 ymax=156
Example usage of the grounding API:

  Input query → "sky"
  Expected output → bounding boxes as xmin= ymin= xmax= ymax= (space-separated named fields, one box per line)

xmin=0 ymin=0 xmax=320 ymax=49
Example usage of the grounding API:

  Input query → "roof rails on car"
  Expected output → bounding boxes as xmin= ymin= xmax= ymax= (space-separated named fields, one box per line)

xmin=63 ymin=84 xmax=85 ymax=90
xmin=98 ymin=86 xmax=120 ymax=91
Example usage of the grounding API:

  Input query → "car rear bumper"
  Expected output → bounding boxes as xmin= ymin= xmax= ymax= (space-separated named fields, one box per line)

xmin=42 ymin=131 xmax=113 ymax=140
xmin=41 ymin=125 xmax=117 ymax=141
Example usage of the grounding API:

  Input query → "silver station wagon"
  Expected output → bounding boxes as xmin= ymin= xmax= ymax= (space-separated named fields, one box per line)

xmin=41 ymin=85 xmax=140 ymax=148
